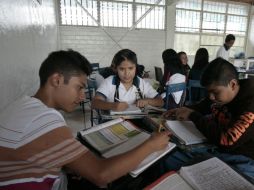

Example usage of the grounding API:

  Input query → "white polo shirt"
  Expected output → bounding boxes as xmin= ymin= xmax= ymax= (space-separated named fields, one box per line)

xmin=96 ymin=75 xmax=159 ymax=104
xmin=216 ymin=45 xmax=229 ymax=61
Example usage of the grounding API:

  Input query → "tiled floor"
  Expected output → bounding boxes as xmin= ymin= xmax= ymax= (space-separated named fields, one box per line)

xmin=63 ymin=104 xmax=92 ymax=135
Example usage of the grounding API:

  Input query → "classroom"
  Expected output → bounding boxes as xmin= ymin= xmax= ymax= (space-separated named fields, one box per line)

xmin=1 ymin=0 xmax=254 ymax=189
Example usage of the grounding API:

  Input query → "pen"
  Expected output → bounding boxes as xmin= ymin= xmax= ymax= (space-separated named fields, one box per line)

xmin=115 ymin=98 xmax=123 ymax=102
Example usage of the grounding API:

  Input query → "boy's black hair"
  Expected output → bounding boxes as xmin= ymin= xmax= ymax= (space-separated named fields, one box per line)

xmin=201 ymin=58 xmax=238 ymax=87
xmin=39 ymin=50 xmax=92 ymax=87
xmin=225 ymin=34 xmax=235 ymax=43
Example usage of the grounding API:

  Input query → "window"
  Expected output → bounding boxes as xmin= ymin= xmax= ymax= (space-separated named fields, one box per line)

xmin=60 ymin=0 xmax=165 ymax=29
xmin=174 ymin=0 xmax=250 ymax=57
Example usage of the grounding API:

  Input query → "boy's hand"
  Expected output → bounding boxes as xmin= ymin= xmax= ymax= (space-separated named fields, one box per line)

xmin=146 ymin=131 xmax=171 ymax=152
xmin=163 ymin=107 xmax=194 ymax=120
xmin=162 ymin=108 xmax=178 ymax=119
xmin=113 ymin=102 xmax=129 ymax=111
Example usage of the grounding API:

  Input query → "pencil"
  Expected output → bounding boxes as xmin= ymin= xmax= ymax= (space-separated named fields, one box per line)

xmin=158 ymin=124 xmax=163 ymax=132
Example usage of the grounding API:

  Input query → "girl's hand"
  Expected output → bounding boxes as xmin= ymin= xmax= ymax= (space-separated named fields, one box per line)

xmin=113 ymin=102 xmax=129 ymax=111
xmin=136 ymin=99 xmax=149 ymax=108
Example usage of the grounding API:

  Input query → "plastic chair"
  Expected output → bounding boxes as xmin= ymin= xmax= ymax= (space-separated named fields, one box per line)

xmin=154 ymin=66 xmax=163 ymax=82
xmin=187 ymin=80 xmax=206 ymax=105
xmin=165 ymin=82 xmax=186 ymax=110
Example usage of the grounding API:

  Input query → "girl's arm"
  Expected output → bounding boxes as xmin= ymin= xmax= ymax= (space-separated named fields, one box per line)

xmin=91 ymin=95 xmax=128 ymax=111
xmin=136 ymin=96 xmax=164 ymax=108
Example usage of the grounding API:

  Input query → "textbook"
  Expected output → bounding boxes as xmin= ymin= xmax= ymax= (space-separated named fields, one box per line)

xmin=110 ymin=104 xmax=143 ymax=115
xmin=144 ymin=157 xmax=254 ymax=190
xmin=79 ymin=118 xmax=176 ymax=177
xmin=165 ymin=120 xmax=207 ymax=145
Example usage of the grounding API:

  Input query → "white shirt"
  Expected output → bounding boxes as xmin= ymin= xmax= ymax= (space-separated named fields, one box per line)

xmin=96 ymin=75 xmax=159 ymax=104
xmin=161 ymin=73 xmax=186 ymax=104
xmin=216 ymin=45 xmax=229 ymax=61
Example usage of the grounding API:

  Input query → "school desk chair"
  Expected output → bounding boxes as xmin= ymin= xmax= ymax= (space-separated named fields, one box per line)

xmin=165 ymin=82 xmax=186 ymax=110
xmin=187 ymin=80 xmax=206 ymax=105
xmin=81 ymin=78 xmax=100 ymax=129
xmin=154 ymin=66 xmax=163 ymax=82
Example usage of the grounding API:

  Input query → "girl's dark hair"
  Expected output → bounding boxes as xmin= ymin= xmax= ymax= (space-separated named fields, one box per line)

xmin=192 ymin=48 xmax=209 ymax=70
xmin=112 ymin=49 xmax=138 ymax=68
xmin=39 ymin=49 xmax=92 ymax=87
xmin=162 ymin=49 xmax=184 ymax=76
xmin=111 ymin=49 xmax=142 ymax=100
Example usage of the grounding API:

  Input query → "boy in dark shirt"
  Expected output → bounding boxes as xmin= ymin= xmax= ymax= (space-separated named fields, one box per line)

xmin=163 ymin=57 xmax=254 ymax=181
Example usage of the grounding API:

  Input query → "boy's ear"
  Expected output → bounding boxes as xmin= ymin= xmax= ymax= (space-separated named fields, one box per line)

xmin=229 ymin=79 xmax=238 ymax=90
xmin=49 ymin=73 xmax=62 ymax=87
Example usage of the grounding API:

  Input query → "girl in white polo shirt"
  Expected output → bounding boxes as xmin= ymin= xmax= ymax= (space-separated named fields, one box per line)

xmin=91 ymin=49 xmax=164 ymax=112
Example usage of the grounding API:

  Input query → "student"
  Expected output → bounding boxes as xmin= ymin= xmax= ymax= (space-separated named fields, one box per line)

xmin=0 ymin=50 xmax=170 ymax=189
xmin=178 ymin=51 xmax=190 ymax=77
xmin=160 ymin=49 xmax=186 ymax=110
xmin=163 ymin=57 xmax=254 ymax=181
xmin=216 ymin=34 xmax=235 ymax=61
xmin=188 ymin=48 xmax=209 ymax=103
xmin=92 ymin=49 xmax=164 ymax=111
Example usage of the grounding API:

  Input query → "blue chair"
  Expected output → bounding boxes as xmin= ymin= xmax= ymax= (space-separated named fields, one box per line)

xmin=165 ymin=82 xmax=186 ymax=110
xmin=187 ymin=79 xmax=206 ymax=105
xmin=81 ymin=78 xmax=99 ymax=129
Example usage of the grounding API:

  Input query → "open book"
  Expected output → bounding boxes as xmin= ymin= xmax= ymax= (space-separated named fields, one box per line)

xmin=78 ymin=118 xmax=176 ymax=177
xmin=110 ymin=104 xmax=143 ymax=115
xmin=144 ymin=157 xmax=254 ymax=190
xmin=165 ymin=120 xmax=207 ymax=145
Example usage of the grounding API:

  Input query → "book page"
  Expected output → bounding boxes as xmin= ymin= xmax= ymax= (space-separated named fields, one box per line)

xmin=145 ymin=105 xmax=167 ymax=113
xmin=82 ymin=120 xmax=141 ymax=153
xmin=110 ymin=104 xmax=142 ymax=115
xmin=80 ymin=118 xmax=123 ymax=135
xmin=165 ymin=120 xmax=206 ymax=145
xmin=144 ymin=172 xmax=194 ymax=190
xmin=129 ymin=142 xmax=176 ymax=177
xmin=103 ymin=132 xmax=176 ymax=178
xmin=180 ymin=157 xmax=254 ymax=190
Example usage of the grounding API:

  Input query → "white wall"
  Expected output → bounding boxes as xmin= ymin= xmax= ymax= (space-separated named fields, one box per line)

xmin=59 ymin=26 xmax=166 ymax=78
xmin=0 ymin=0 xmax=58 ymax=111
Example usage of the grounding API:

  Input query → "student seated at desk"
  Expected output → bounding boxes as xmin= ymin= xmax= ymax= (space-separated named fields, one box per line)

xmin=163 ymin=57 xmax=254 ymax=182
xmin=91 ymin=49 xmax=164 ymax=112
xmin=0 ymin=50 xmax=170 ymax=189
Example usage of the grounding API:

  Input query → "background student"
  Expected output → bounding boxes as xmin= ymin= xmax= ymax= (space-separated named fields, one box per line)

xmin=188 ymin=48 xmax=209 ymax=103
xmin=160 ymin=49 xmax=186 ymax=110
xmin=92 ymin=49 xmax=164 ymax=111
xmin=163 ymin=58 xmax=254 ymax=182
xmin=0 ymin=50 xmax=170 ymax=189
xmin=216 ymin=34 xmax=235 ymax=61
xmin=178 ymin=51 xmax=190 ymax=77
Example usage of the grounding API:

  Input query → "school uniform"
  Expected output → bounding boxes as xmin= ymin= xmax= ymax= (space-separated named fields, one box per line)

xmin=96 ymin=75 xmax=159 ymax=104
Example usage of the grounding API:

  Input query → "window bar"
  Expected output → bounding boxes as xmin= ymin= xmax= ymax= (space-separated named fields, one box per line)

xmin=74 ymin=0 xmax=122 ymax=48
